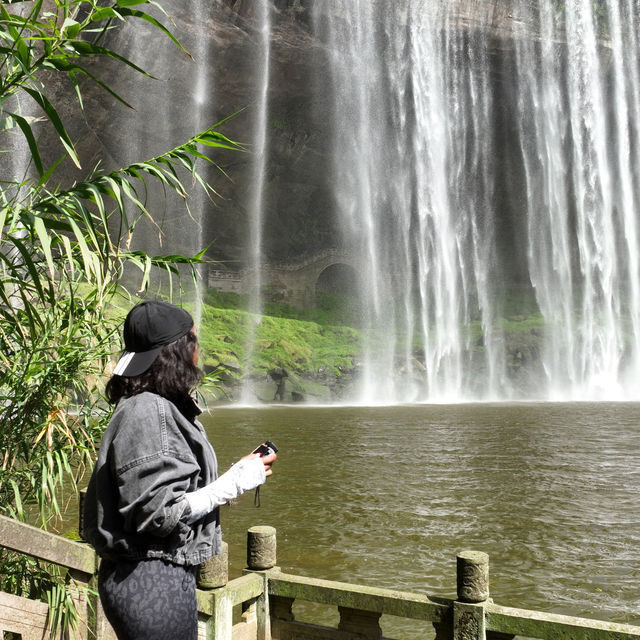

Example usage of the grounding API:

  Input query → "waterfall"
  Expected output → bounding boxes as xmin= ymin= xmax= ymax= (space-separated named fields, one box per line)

xmin=316 ymin=2 xmax=505 ymax=402
xmin=513 ymin=0 xmax=640 ymax=399
xmin=56 ymin=0 xmax=640 ymax=403
xmin=191 ymin=0 xmax=213 ymax=329
xmin=314 ymin=0 xmax=640 ymax=402
xmin=89 ymin=3 xmax=217 ymax=324
xmin=240 ymin=0 xmax=272 ymax=403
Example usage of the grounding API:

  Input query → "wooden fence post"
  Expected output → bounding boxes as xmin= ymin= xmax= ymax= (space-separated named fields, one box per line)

xmin=245 ymin=526 xmax=277 ymax=640
xmin=210 ymin=588 xmax=234 ymax=640
xmin=198 ymin=542 xmax=229 ymax=590
xmin=454 ymin=550 xmax=489 ymax=640
xmin=247 ymin=526 xmax=277 ymax=571
xmin=78 ymin=489 xmax=117 ymax=640
xmin=197 ymin=542 xmax=229 ymax=640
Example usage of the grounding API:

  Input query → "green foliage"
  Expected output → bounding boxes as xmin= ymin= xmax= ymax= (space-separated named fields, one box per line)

xmin=204 ymin=288 xmax=361 ymax=327
xmin=0 ymin=0 xmax=240 ymax=633
xmin=200 ymin=286 xmax=551 ymax=389
xmin=199 ymin=295 xmax=361 ymax=383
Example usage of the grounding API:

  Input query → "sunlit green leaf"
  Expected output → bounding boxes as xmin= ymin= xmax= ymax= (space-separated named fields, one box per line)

xmin=33 ymin=216 xmax=55 ymax=279
xmin=116 ymin=0 xmax=150 ymax=7
xmin=61 ymin=17 xmax=81 ymax=38
xmin=22 ymin=87 xmax=81 ymax=169
xmin=115 ymin=7 xmax=192 ymax=58
xmin=6 ymin=112 xmax=42 ymax=175
xmin=89 ymin=7 xmax=121 ymax=22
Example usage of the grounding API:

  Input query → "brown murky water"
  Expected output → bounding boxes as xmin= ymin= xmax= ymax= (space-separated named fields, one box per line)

xmin=204 ymin=403 xmax=640 ymax=636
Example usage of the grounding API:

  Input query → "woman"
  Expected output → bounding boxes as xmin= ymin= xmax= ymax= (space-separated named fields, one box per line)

xmin=83 ymin=300 xmax=276 ymax=640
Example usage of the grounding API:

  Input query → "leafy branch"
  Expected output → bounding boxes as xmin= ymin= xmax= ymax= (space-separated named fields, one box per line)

xmin=0 ymin=1 xmax=243 ymax=634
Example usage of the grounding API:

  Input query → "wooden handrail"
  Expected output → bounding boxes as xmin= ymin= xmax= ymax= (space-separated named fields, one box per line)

xmin=0 ymin=514 xmax=96 ymax=577
xmin=268 ymin=572 xmax=451 ymax=624
xmin=486 ymin=602 xmax=640 ymax=640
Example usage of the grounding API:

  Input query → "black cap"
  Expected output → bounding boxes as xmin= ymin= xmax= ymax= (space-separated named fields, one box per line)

xmin=113 ymin=301 xmax=194 ymax=377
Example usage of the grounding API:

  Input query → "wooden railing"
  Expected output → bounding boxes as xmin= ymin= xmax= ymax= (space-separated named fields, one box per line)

xmin=198 ymin=526 xmax=640 ymax=640
xmin=1 ymin=516 xmax=639 ymax=640
xmin=0 ymin=514 xmax=99 ymax=639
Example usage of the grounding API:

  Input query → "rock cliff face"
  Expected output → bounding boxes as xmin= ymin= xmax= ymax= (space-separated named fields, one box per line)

xmin=42 ymin=1 xmax=338 ymax=267
xmin=47 ymin=0 xmax=537 ymax=272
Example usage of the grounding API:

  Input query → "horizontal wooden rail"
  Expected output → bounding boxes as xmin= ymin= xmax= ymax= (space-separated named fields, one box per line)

xmin=197 ymin=573 xmax=264 ymax=617
xmin=263 ymin=570 xmax=640 ymax=640
xmin=269 ymin=572 xmax=452 ymax=624
xmin=0 ymin=514 xmax=96 ymax=577
xmin=0 ymin=514 xmax=99 ymax=639
xmin=486 ymin=602 xmax=640 ymax=640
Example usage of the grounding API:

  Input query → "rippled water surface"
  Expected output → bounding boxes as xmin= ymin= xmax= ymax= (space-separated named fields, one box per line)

xmin=203 ymin=403 xmax=640 ymax=634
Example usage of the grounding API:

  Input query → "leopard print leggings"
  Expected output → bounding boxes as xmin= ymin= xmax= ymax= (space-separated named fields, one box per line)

xmin=98 ymin=558 xmax=198 ymax=640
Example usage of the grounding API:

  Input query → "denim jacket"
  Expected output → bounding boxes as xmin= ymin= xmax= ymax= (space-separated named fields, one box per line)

xmin=83 ymin=392 xmax=222 ymax=566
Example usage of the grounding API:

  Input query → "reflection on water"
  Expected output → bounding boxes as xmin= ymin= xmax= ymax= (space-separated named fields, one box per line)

xmin=204 ymin=403 xmax=640 ymax=634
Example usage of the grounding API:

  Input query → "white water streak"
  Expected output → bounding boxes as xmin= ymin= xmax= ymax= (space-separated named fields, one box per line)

xmin=191 ymin=0 xmax=211 ymax=329
xmin=241 ymin=0 xmax=271 ymax=404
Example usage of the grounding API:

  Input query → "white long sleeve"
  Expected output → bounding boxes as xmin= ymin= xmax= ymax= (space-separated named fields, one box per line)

xmin=183 ymin=458 xmax=266 ymax=524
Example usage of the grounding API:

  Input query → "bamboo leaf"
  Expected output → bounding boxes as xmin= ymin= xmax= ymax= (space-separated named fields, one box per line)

xmin=9 ymin=236 xmax=46 ymax=303
xmin=44 ymin=57 xmax=136 ymax=109
xmin=33 ymin=216 xmax=55 ymax=280
xmin=9 ymin=480 xmax=23 ymax=521
xmin=68 ymin=69 xmax=84 ymax=109
xmin=25 ymin=204 xmax=73 ymax=232
xmin=193 ymin=243 xmax=213 ymax=261
xmin=37 ymin=153 xmax=67 ymax=188
xmin=61 ymin=17 xmax=81 ymax=39
xmin=116 ymin=0 xmax=150 ymax=6
xmin=100 ymin=176 xmax=125 ymax=212
xmin=0 ymin=6 xmax=29 ymax=69
xmin=67 ymin=218 xmax=96 ymax=282
xmin=83 ymin=183 xmax=110 ymax=237
xmin=89 ymin=7 xmax=123 ymax=23
xmin=138 ymin=254 xmax=152 ymax=292
xmin=72 ymin=196 xmax=101 ymax=253
xmin=7 ymin=112 xmax=43 ymax=176
xmin=22 ymin=87 xmax=81 ymax=169
xmin=0 ymin=206 xmax=8 ymax=240
xmin=120 ymin=179 xmax=147 ymax=215
xmin=60 ymin=235 xmax=75 ymax=276
xmin=197 ymin=130 xmax=244 ymax=151
xmin=114 ymin=8 xmax=192 ymax=58
xmin=66 ymin=40 xmax=152 ymax=78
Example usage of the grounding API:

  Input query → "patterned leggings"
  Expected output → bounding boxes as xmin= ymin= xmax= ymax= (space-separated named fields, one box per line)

xmin=98 ymin=558 xmax=198 ymax=640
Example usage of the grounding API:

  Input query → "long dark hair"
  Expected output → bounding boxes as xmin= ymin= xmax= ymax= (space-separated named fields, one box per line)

xmin=106 ymin=330 xmax=203 ymax=411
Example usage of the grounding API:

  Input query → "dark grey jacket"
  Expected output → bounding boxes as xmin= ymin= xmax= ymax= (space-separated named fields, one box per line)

xmin=83 ymin=392 xmax=222 ymax=566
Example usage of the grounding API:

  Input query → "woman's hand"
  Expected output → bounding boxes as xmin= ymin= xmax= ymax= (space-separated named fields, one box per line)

xmin=241 ymin=452 xmax=277 ymax=477
xmin=184 ymin=452 xmax=275 ymax=522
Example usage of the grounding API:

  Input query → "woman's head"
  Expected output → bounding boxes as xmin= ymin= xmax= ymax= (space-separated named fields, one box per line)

xmin=106 ymin=301 xmax=202 ymax=405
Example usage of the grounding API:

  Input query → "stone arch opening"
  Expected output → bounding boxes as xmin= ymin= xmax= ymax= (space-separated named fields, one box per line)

xmin=314 ymin=263 xmax=361 ymax=323
xmin=316 ymin=263 xmax=358 ymax=297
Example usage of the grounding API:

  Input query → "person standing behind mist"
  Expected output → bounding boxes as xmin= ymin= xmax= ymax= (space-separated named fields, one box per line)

xmin=83 ymin=301 xmax=277 ymax=640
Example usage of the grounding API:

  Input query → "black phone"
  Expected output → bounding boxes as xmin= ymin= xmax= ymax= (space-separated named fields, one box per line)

xmin=252 ymin=440 xmax=278 ymax=456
